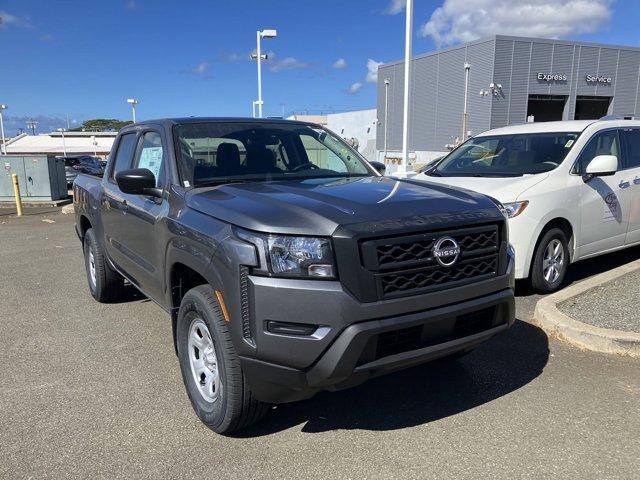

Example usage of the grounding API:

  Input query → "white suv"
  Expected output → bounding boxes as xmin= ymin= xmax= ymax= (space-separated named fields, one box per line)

xmin=416 ymin=119 xmax=640 ymax=292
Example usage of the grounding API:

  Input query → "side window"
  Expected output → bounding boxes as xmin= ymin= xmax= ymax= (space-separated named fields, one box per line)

xmin=576 ymin=130 xmax=620 ymax=174
xmin=620 ymin=129 xmax=640 ymax=170
xmin=299 ymin=134 xmax=345 ymax=171
xmin=110 ymin=133 xmax=138 ymax=180
xmin=133 ymin=132 xmax=165 ymax=187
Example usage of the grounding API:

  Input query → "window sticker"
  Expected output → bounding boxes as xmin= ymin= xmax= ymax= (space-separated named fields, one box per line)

xmin=565 ymin=139 xmax=575 ymax=148
xmin=138 ymin=147 xmax=163 ymax=180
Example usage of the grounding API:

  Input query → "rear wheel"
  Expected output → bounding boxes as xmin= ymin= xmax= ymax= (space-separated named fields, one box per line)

xmin=530 ymin=228 xmax=569 ymax=293
xmin=177 ymin=285 xmax=269 ymax=434
xmin=83 ymin=228 xmax=125 ymax=302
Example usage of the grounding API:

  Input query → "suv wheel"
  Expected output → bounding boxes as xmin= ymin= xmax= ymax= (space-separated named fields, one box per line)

xmin=530 ymin=228 xmax=569 ymax=293
xmin=83 ymin=228 xmax=124 ymax=302
xmin=176 ymin=285 xmax=269 ymax=434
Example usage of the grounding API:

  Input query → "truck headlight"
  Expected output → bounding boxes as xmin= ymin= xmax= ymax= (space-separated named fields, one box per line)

xmin=235 ymin=229 xmax=336 ymax=279
xmin=502 ymin=201 xmax=529 ymax=218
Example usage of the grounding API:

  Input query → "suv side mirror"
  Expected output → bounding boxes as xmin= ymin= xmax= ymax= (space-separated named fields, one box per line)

xmin=369 ymin=161 xmax=386 ymax=175
xmin=115 ymin=168 xmax=162 ymax=198
xmin=584 ymin=155 xmax=618 ymax=180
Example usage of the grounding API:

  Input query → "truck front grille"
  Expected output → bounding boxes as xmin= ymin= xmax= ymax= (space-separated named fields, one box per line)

xmin=380 ymin=256 xmax=497 ymax=296
xmin=360 ymin=224 xmax=500 ymax=300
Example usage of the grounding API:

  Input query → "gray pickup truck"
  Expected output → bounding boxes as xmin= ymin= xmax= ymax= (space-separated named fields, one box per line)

xmin=74 ymin=118 xmax=515 ymax=433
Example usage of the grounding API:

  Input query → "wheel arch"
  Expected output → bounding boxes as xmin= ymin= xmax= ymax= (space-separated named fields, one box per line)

xmin=79 ymin=214 xmax=92 ymax=240
xmin=526 ymin=216 xmax=576 ymax=278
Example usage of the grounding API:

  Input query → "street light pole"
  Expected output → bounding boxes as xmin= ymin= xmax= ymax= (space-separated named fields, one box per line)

xmin=57 ymin=128 xmax=67 ymax=156
xmin=383 ymin=78 xmax=390 ymax=161
xmin=399 ymin=0 xmax=413 ymax=176
xmin=0 ymin=104 xmax=7 ymax=155
xmin=462 ymin=63 xmax=471 ymax=142
xmin=257 ymin=30 xmax=263 ymax=118
xmin=127 ymin=98 xmax=139 ymax=123
xmin=252 ymin=29 xmax=277 ymax=118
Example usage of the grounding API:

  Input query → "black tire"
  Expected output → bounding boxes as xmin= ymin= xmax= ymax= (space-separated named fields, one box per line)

xmin=530 ymin=228 xmax=569 ymax=293
xmin=83 ymin=228 xmax=125 ymax=302
xmin=176 ymin=285 xmax=269 ymax=434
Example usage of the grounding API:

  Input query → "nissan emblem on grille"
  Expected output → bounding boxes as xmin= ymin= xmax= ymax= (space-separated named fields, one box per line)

xmin=432 ymin=236 xmax=461 ymax=267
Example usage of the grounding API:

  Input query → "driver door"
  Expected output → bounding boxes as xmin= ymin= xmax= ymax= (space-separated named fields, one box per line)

xmin=576 ymin=129 xmax=632 ymax=257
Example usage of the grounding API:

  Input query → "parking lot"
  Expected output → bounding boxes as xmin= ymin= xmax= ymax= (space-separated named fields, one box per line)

xmin=1 ymin=212 xmax=639 ymax=479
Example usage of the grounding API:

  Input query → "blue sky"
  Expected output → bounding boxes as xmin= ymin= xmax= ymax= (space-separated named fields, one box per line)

xmin=1 ymin=0 xmax=638 ymax=135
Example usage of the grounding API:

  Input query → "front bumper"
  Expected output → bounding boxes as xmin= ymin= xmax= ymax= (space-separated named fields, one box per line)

xmin=239 ymin=254 xmax=515 ymax=404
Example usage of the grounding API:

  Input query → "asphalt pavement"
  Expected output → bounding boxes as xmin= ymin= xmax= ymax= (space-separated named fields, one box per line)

xmin=1 ymin=213 xmax=639 ymax=479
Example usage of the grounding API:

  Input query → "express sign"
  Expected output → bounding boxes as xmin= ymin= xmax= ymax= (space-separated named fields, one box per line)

xmin=537 ymin=73 xmax=568 ymax=82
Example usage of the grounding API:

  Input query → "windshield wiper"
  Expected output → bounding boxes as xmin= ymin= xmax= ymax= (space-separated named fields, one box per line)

xmin=425 ymin=169 xmax=442 ymax=176
xmin=471 ymin=173 xmax=523 ymax=178
xmin=194 ymin=179 xmax=249 ymax=187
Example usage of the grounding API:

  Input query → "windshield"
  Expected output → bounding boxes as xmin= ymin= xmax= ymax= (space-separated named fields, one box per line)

xmin=432 ymin=132 xmax=580 ymax=177
xmin=175 ymin=122 xmax=374 ymax=187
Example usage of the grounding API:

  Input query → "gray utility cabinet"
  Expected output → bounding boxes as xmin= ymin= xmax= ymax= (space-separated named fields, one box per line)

xmin=0 ymin=156 xmax=68 ymax=201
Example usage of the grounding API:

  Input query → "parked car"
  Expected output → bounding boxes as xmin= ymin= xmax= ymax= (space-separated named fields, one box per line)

xmin=61 ymin=155 xmax=105 ymax=186
xmin=73 ymin=118 xmax=515 ymax=433
xmin=416 ymin=118 xmax=640 ymax=292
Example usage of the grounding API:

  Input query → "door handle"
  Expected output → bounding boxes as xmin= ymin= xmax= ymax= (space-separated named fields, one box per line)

xmin=619 ymin=180 xmax=630 ymax=189
xmin=634 ymin=176 xmax=640 ymax=185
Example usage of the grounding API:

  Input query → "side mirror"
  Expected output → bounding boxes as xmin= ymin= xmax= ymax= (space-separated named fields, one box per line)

xmin=584 ymin=155 xmax=618 ymax=180
xmin=369 ymin=161 xmax=386 ymax=175
xmin=115 ymin=168 xmax=162 ymax=198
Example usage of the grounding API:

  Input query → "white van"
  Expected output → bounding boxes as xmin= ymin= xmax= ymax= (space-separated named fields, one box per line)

xmin=416 ymin=118 xmax=640 ymax=292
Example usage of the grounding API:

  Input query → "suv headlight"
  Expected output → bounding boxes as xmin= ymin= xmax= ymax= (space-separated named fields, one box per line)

xmin=502 ymin=201 xmax=529 ymax=218
xmin=235 ymin=229 xmax=336 ymax=279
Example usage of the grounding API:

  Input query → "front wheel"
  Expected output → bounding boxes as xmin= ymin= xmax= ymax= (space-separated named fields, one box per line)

xmin=530 ymin=228 xmax=569 ymax=293
xmin=176 ymin=285 xmax=270 ymax=434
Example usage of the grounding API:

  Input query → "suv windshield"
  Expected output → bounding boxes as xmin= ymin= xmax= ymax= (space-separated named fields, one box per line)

xmin=175 ymin=122 xmax=374 ymax=187
xmin=432 ymin=132 xmax=580 ymax=177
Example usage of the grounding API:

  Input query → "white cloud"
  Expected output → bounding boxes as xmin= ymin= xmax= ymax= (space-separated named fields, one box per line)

xmin=191 ymin=61 xmax=210 ymax=75
xmin=333 ymin=58 xmax=347 ymax=69
xmin=347 ymin=82 xmax=363 ymax=94
xmin=385 ymin=0 xmax=406 ymax=15
xmin=420 ymin=0 xmax=613 ymax=46
xmin=366 ymin=59 xmax=383 ymax=83
xmin=0 ymin=10 xmax=32 ymax=28
xmin=269 ymin=56 xmax=309 ymax=72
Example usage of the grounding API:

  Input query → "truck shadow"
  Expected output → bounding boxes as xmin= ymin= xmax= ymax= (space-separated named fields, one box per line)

xmin=233 ymin=319 xmax=548 ymax=437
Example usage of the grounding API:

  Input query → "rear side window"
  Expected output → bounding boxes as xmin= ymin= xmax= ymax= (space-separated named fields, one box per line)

xmin=575 ymin=130 xmax=620 ymax=174
xmin=110 ymin=133 xmax=138 ymax=180
xmin=133 ymin=132 xmax=165 ymax=187
xmin=620 ymin=128 xmax=640 ymax=170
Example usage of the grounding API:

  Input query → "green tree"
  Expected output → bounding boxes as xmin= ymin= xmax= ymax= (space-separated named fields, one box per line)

xmin=71 ymin=119 xmax=133 ymax=132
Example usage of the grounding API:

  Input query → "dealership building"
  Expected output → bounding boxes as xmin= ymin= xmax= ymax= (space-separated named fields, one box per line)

xmin=376 ymin=35 xmax=640 ymax=160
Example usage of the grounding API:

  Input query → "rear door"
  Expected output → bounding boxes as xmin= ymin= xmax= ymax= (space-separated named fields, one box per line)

xmin=101 ymin=132 xmax=140 ymax=276
xmin=576 ymin=128 xmax=632 ymax=257
xmin=618 ymin=128 xmax=640 ymax=245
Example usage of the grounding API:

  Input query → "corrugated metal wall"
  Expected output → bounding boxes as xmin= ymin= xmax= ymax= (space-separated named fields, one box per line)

xmin=490 ymin=37 xmax=640 ymax=129
xmin=378 ymin=36 xmax=640 ymax=153
xmin=377 ymin=38 xmax=495 ymax=152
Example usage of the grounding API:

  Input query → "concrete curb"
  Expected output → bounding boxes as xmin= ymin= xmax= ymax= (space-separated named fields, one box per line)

xmin=61 ymin=203 xmax=75 ymax=214
xmin=533 ymin=259 xmax=640 ymax=357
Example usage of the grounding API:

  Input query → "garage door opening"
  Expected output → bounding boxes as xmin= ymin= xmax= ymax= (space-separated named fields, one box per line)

xmin=527 ymin=95 xmax=567 ymax=122
xmin=574 ymin=96 xmax=612 ymax=120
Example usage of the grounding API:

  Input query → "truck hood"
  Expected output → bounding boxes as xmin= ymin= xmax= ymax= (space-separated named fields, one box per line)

xmin=185 ymin=176 xmax=500 ymax=236
xmin=414 ymin=172 xmax=549 ymax=203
